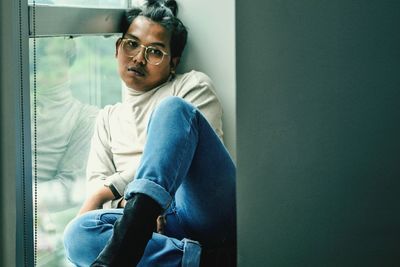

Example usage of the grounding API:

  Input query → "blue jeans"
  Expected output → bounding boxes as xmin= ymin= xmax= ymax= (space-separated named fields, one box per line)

xmin=64 ymin=97 xmax=236 ymax=266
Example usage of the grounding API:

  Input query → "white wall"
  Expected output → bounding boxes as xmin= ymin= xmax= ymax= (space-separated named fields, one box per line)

xmin=178 ymin=0 xmax=236 ymax=160
xmin=131 ymin=0 xmax=236 ymax=159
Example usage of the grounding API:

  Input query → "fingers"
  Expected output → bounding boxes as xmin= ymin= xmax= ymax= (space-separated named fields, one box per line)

xmin=118 ymin=198 xmax=127 ymax=208
xmin=156 ymin=215 xmax=167 ymax=234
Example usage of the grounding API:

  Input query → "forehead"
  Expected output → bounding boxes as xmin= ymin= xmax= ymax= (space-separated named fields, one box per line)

xmin=126 ymin=16 xmax=171 ymax=46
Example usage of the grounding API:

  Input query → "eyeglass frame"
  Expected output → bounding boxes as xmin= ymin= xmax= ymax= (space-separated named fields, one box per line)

xmin=118 ymin=37 xmax=170 ymax=66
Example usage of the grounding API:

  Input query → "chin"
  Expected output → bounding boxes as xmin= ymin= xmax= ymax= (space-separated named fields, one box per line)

xmin=128 ymin=83 xmax=150 ymax=92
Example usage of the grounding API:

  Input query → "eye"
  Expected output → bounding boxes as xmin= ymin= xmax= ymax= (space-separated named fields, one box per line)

xmin=147 ymin=47 xmax=163 ymax=57
xmin=125 ymin=39 xmax=139 ymax=49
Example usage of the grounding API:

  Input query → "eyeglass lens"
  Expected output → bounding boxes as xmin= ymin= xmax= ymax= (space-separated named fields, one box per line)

xmin=122 ymin=39 xmax=165 ymax=65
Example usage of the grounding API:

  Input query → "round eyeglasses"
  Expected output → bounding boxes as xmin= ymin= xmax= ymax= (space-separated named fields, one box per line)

xmin=119 ymin=38 xmax=169 ymax=66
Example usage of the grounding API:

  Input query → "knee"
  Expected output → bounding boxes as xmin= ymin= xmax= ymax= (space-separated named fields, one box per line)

xmin=63 ymin=216 xmax=85 ymax=262
xmin=149 ymin=97 xmax=198 ymax=128
xmin=154 ymin=96 xmax=195 ymax=116
xmin=63 ymin=213 xmax=102 ymax=265
xmin=63 ymin=211 xmax=117 ymax=265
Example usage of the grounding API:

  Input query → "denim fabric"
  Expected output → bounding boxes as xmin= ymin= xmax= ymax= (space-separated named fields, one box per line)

xmin=139 ymin=233 xmax=201 ymax=267
xmin=64 ymin=209 xmax=201 ymax=267
xmin=125 ymin=97 xmax=236 ymax=246
xmin=64 ymin=97 xmax=236 ymax=266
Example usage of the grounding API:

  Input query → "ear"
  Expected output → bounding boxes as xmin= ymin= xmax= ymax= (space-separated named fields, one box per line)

xmin=115 ymin=38 xmax=122 ymax=58
xmin=170 ymin=57 xmax=180 ymax=72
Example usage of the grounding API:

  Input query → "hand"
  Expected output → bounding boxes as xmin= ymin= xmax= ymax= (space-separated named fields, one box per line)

xmin=77 ymin=186 xmax=115 ymax=216
xmin=118 ymin=198 xmax=127 ymax=208
xmin=156 ymin=215 xmax=166 ymax=234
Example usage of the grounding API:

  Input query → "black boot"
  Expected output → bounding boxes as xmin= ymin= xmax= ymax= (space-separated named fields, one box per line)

xmin=91 ymin=193 xmax=162 ymax=267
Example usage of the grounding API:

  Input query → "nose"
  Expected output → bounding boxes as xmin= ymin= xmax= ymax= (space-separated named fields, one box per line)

xmin=132 ymin=46 xmax=146 ymax=65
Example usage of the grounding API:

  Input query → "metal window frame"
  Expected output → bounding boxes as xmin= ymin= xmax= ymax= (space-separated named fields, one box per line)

xmin=5 ymin=3 xmax=127 ymax=267
xmin=1 ymin=0 xmax=32 ymax=266
xmin=29 ymin=5 xmax=125 ymax=37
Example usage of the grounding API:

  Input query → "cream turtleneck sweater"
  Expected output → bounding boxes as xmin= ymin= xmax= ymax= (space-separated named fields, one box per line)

xmin=86 ymin=70 xmax=223 ymax=208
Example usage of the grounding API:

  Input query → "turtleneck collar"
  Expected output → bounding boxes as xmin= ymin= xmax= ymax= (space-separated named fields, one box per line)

xmin=123 ymin=74 xmax=175 ymax=102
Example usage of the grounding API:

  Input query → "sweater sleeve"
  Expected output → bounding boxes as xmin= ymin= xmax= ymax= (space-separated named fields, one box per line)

xmin=85 ymin=106 xmax=122 ymax=208
xmin=176 ymin=71 xmax=224 ymax=140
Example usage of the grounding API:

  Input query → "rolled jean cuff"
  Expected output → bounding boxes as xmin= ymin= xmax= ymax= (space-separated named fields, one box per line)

xmin=125 ymin=178 xmax=172 ymax=209
xmin=182 ymin=238 xmax=202 ymax=266
xmin=137 ymin=233 xmax=201 ymax=267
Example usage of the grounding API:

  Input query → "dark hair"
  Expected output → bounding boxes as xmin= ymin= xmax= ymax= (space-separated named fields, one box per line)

xmin=120 ymin=0 xmax=188 ymax=58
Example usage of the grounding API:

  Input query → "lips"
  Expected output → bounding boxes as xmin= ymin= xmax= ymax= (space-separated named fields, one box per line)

xmin=127 ymin=66 xmax=145 ymax=77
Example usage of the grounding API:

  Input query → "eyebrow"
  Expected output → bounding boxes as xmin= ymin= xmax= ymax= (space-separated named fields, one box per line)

xmin=124 ymin=33 xmax=167 ymax=48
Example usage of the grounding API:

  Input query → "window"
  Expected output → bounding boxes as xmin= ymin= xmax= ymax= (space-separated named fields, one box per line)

xmin=29 ymin=4 xmax=126 ymax=266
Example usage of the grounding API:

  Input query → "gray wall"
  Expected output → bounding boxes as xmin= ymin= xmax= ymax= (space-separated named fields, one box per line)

xmin=237 ymin=1 xmax=400 ymax=266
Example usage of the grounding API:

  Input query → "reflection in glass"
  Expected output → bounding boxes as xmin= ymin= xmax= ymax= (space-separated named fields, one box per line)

xmin=30 ymin=36 xmax=121 ymax=266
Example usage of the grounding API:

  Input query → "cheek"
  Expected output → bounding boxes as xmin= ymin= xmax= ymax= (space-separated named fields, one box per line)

xmin=118 ymin=56 xmax=126 ymax=66
xmin=147 ymin=65 xmax=166 ymax=79
xmin=154 ymin=63 xmax=171 ymax=78
xmin=117 ymin=57 xmax=128 ymax=73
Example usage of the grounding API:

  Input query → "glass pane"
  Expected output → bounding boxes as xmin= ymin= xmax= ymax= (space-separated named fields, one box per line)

xmin=30 ymin=35 xmax=121 ymax=267
xmin=28 ymin=0 xmax=127 ymax=8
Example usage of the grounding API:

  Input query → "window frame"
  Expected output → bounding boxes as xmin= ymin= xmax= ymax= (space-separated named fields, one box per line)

xmin=28 ymin=5 xmax=126 ymax=37
xmin=8 ymin=3 xmax=127 ymax=266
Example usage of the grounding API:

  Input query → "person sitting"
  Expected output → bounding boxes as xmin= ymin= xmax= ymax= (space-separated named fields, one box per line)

xmin=63 ymin=0 xmax=236 ymax=266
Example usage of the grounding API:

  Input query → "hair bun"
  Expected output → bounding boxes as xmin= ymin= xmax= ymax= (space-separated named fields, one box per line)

xmin=146 ymin=0 xmax=178 ymax=16
xmin=164 ymin=0 xmax=178 ymax=16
